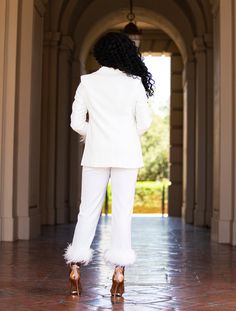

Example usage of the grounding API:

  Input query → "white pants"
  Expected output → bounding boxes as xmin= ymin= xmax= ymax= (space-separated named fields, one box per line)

xmin=63 ymin=166 xmax=139 ymax=266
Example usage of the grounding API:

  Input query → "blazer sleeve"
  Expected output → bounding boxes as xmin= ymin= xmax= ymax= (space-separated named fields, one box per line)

xmin=70 ymin=82 xmax=88 ymax=137
xmin=135 ymin=81 xmax=152 ymax=136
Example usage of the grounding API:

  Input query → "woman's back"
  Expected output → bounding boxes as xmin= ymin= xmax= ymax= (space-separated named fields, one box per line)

xmin=71 ymin=65 xmax=152 ymax=168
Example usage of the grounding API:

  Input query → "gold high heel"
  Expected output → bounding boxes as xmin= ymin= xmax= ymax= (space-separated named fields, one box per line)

xmin=110 ymin=266 xmax=125 ymax=297
xmin=69 ymin=262 xmax=82 ymax=295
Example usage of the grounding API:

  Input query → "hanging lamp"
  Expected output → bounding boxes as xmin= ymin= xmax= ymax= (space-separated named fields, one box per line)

xmin=123 ymin=0 xmax=142 ymax=47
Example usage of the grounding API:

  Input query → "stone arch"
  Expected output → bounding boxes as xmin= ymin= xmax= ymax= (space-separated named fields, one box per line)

xmin=44 ymin=0 xmax=65 ymax=32
xmin=0 ymin=0 xmax=217 ymax=242
xmin=76 ymin=15 xmax=187 ymax=217
xmin=58 ymin=0 xmax=212 ymax=38
xmin=69 ymin=2 xmax=212 ymax=225
xmin=75 ymin=8 xmax=189 ymax=69
xmin=84 ymin=29 xmax=184 ymax=217
xmin=39 ymin=0 xmax=213 ymax=230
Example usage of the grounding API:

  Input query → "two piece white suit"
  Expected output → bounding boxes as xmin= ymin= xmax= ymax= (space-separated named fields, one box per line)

xmin=64 ymin=66 xmax=152 ymax=266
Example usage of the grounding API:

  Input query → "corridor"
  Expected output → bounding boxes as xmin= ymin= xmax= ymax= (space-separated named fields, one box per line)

xmin=1 ymin=216 xmax=236 ymax=310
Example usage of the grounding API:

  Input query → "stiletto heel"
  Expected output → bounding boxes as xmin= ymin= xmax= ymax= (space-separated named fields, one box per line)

xmin=110 ymin=266 xmax=125 ymax=297
xmin=69 ymin=263 xmax=82 ymax=295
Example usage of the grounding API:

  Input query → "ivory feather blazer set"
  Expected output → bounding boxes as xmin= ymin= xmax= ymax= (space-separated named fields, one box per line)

xmin=70 ymin=66 xmax=153 ymax=167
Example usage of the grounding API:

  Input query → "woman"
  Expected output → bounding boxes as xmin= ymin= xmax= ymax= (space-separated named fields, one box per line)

xmin=63 ymin=31 xmax=155 ymax=297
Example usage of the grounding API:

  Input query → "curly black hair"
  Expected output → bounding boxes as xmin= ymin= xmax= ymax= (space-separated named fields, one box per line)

xmin=93 ymin=32 xmax=155 ymax=97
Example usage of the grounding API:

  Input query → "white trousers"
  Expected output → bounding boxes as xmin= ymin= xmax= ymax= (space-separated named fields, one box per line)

xmin=63 ymin=166 xmax=139 ymax=266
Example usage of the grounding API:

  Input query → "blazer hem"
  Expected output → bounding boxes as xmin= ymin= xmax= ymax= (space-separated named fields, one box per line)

xmin=80 ymin=163 xmax=144 ymax=169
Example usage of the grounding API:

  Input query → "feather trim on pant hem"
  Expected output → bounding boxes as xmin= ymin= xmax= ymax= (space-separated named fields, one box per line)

xmin=63 ymin=243 xmax=94 ymax=265
xmin=104 ymin=248 xmax=136 ymax=266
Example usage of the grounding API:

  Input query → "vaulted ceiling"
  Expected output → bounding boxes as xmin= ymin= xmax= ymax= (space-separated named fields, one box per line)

xmin=44 ymin=0 xmax=213 ymax=63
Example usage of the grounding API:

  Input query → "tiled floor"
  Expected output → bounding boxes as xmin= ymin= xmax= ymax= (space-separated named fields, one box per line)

xmin=1 ymin=215 xmax=236 ymax=310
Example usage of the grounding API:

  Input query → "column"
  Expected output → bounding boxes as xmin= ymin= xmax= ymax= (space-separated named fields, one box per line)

xmin=69 ymin=60 xmax=83 ymax=222
xmin=168 ymin=53 xmax=183 ymax=217
xmin=40 ymin=31 xmax=61 ymax=224
xmin=211 ymin=0 xmax=234 ymax=243
xmin=211 ymin=0 xmax=220 ymax=242
xmin=204 ymin=33 xmax=214 ymax=227
xmin=14 ymin=0 xmax=46 ymax=239
xmin=193 ymin=36 xmax=207 ymax=226
xmin=15 ymin=0 xmax=34 ymax=239
xmin=0 ymin=0 xmax=19 ymax=241
xmin=182 ymin=60 xmax=196 ymax=224
xmin=55 ymin=36 xmax=74 ymax=223
xmin=233 ymin=1 xmax=236 ymax=245
xmin=28 ymin=0 xmax=47 ymax=237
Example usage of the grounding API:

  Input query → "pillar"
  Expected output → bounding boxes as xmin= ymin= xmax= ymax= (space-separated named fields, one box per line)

xmin=40 ymin=31 xmax=61 ymax=224
xmin=211 ymin=0 xmax=234 ymax=243
xmin=168 ymin=52 xmax=183 ymax=217
xmin=0 ymin=0 xmax=19 ymax=241
xmin=55 ymin=36 xmax=74 ymax=223
xmin=0 ymin=0 xmax=46 ymax=241
xmin=211 ymin=0 xmax=220 ymax=242
xmin=233 ymin=0 xmax=236 ymax=245
xmin=69 ymin=60 xmax=83 ymax=222
xmin=182 ymin=60 xmax=196 ymax=224
xmin=204 ymin=33 xmax=214 ymax=227
xmin=193 ymin=37 xmax=207 ymax=226
xmin=15 ymin=0 xmax=34 ymax=239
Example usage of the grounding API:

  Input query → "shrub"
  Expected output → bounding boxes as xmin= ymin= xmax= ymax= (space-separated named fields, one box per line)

xmin=102 ymin=180 xmax=169 ymax=214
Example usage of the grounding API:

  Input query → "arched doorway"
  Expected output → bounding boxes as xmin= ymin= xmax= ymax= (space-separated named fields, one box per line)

xmin=40 ymin=0 xmax=213 ymax=231
xmin=0 ymin=0 xmax=214 ymax=241
xmin=84 ymin=29 xmax=184 ymax=217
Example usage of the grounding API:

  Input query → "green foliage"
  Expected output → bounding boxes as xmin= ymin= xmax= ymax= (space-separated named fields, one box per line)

xmin=138 ymin=111 xmax=169 ymax=181
xmin=134 ymin=180 xmax=169 ymax=213
xmin=102 ymin=180 xmax=169 ymax=214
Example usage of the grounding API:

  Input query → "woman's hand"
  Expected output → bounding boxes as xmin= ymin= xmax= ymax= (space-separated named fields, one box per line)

xmin=80 ymin=135 xmax=86 ymax=143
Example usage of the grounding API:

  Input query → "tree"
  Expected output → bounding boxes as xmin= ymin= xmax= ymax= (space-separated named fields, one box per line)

xmin=138 ymin=111 xmax=169 ymax=181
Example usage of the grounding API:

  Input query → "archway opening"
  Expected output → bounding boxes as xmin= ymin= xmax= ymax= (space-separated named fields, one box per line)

xmin=140 ymin=53 xmax=171 ymax=216
xmin=40 ymin=1 xmax=202 ymax=232
xmin=84 ymin=29 xmax=183 ymax=217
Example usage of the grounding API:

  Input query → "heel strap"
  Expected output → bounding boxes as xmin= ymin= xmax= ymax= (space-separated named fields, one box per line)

xmin=70 ymin=263 xmax=81 ymax=269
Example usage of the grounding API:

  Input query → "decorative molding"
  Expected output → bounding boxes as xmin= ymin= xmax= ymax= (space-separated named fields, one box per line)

xmin=44 ymin=33 xmax=74 ymax=51
xmin=209 ymin=0 xmax=219 ymax=16
xmin=192 ymin=37 xmax=206 ymax=53
xmin=72 ymin=60 xmax=81 ymax=79
xmin=34 ymin=0 xmax=48 ymax=17
xmin=44 ymin=32 xmax=61 ymax=47
xmin=59 ymin=36 xmax=74 ymax=51
xmin=29 ymin=204 xmax=38 ymax=209
xmin=204 ymin=33 xmax=213 ymax=48
xmin=182 ymin=60 xmax=195 ymax=86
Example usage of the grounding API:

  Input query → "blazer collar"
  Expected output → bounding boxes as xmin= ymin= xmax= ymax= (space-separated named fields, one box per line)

xmin=98 ymin=66 xmax=122 ymax=74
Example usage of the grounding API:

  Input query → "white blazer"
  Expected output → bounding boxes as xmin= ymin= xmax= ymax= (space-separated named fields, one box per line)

xmin=70 ymin=66 xmax=152 ymax=168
